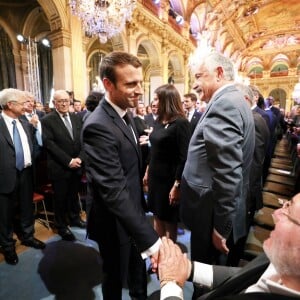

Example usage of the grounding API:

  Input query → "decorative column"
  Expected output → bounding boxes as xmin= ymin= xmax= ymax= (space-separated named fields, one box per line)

xmin=48 ymin=30 xmax=73 ymax=96
xmin=70 ymin=15 xmax=87 ymax=102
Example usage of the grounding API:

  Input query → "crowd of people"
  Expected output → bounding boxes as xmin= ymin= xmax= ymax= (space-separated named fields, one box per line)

xmin=0 ymin=49 xmax=300 ymax=300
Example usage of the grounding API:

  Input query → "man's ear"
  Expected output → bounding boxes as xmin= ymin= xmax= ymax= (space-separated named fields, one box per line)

xmin=102 ymin=78 xmax=113 ymax=91
xmin=216 ymin=66 xmax=224 ymax=80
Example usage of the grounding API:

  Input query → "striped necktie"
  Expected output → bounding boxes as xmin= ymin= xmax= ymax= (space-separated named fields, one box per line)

xmin=63 ymin=114 xmax=73 ymax=139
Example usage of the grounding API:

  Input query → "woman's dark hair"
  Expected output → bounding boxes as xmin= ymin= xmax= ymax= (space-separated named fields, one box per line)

xmin=155 ymin=84 xmax=185 ymax=123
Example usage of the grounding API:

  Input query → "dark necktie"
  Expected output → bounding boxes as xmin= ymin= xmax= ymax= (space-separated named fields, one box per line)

xmin=123 ymin=113 xmax=137 ymax=143
xmin=123 ymin=113 xmax=131 ymax=126
xmin=63 ymin=114 xmax=73 ymax=139
xmin=12 ymin=120 xmax=24 ymax=171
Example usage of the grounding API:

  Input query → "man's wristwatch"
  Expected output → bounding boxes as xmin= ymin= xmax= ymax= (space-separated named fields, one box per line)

xmin=174 ymin=181 xmax=181 ymax=188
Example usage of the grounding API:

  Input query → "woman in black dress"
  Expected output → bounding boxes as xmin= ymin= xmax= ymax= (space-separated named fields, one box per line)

xmin=143 ymin=84 xmax=191 ymax=242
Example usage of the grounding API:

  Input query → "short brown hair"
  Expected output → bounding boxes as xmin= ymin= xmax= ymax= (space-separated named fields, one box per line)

xmin=100 ymin=51 xmax=142 ymax=85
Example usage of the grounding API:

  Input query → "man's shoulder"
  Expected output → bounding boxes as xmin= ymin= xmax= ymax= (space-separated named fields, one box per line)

xmin=41 ymin=110 xmax=57 ymax=122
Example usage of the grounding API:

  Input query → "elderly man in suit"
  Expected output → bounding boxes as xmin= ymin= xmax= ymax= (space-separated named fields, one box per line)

xmin=82 ymin=51 xmax=160 ymax=300
xmin=41 ymin=90 xmax=85 ymax=242
xmin=180 ymin=52 xmax=255 ymax=297
xmin=157 ymin=192 xmax=300 ymax=300
xmin=0 ymin=88 xmax=45 ymax=265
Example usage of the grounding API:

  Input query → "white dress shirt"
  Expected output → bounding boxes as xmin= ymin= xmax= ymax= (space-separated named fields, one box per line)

xmin=2 ymin=112 xmax=32 ymax=168
xmin=161 ymin=262 xmax=300 ymax=299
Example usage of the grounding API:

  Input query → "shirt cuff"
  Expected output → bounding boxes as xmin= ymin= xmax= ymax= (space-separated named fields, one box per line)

xmin=193 ymin=262 xmax=213 ymax=288
xmin=160 ymin=282 xmax=183 ymax=300
xmin=68 ymin=159 xmax=74 ymax=167
xmin=141 ymin=238 xmax=161 ymax=259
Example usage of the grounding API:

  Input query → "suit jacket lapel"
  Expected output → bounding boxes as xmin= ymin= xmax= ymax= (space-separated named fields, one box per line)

xmin=203 ymin=254 xmax=270 ymax=299
xmin=54 ymin=111 xmax=74 ymax=140
xmin=0 ymin=116 xmax=14 ymax=148
xmin=103 ymin=101 xmax=142 ymax=164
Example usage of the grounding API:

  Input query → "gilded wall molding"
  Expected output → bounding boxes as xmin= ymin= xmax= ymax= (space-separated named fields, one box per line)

xmin=48 ymin=29 xmax=72 ymax=48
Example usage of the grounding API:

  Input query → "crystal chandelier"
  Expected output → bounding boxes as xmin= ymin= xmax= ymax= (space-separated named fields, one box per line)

xmin=69 ymin=0 xmax=137 ymax=43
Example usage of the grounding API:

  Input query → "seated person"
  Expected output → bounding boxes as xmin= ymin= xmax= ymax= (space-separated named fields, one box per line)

xmin=157 ymin=193 xmax=300 ymax=299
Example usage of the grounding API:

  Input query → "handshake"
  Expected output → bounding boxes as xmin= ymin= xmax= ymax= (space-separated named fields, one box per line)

xmin=150 ymin=237 xmax=192 ymax=289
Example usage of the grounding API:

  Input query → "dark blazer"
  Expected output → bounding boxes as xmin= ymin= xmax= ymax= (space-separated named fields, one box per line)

xmin=253 ymin=106 xmax=271 ymax=132
xmin=144 ymin=113 xmax=157 ymax=128
xmin=134 ymin=115 xmax=148 ymax=136
xmin=180 ymin=85 xmax=255 ymax=263
xmin=249 ymin=111 xmax=270 ymax=211
xmin=82 ymin=99 xmax=158 ymax=250
xmin=189 ymin=110 xmax=202 ymax=134
xmin=0 ymin=115 xmax=34 ymax=194
xmin=41 ymin=110 xmax=84 ymax=180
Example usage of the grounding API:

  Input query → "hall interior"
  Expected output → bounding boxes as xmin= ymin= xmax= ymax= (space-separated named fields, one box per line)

xmin=0 ymin=0 xmax=300 ymax=266
xmin=0 ymin=0 xmax=299 ymax=110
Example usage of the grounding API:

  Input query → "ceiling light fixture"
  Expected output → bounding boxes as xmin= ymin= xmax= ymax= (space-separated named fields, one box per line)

xmin=16 ymin=34 xmax=27 ymax=44
xmin=69 ymin=0 xmax=137 ymax=43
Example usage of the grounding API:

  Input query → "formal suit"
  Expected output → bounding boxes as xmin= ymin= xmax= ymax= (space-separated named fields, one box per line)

xmin=144 ymin=113 xmax=157 ymax=127
xmin=82 ymin=99 xmax=158 ymax=300
xmin=41 ymin=110 xmax=84 ymax=230
xmin=253 ymin=106 xmax=271 ymax=131
xmin=180 ymin=85 xmax=255 ymax=266
xmin=163 ymin=254 xmax=299 ymax=300
xmin=134 ymin=115 xmax=149 ymax=175
xmin=0 ymin=114 xmax=36 ymax=251
xmin=189 ymin=110 xmax=202 ymax=134
xmin=249 ymin=111 xmax=270 ymax=211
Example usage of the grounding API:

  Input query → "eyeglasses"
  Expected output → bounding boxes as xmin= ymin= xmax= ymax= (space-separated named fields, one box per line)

xmin=277 ymin=200 xmax=300 ymax=227
xmin=55 ymin=99 xmax=70 ymax=104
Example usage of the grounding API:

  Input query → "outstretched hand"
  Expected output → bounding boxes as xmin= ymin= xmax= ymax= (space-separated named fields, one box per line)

xmin=158 ymin=237 xmax=191 ymax=288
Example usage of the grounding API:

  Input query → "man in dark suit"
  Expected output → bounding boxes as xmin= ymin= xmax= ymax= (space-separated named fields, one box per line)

xmin=180 ymin=52 xmax=255 ymax=297
xmin=0 ymin=88 xmax=45 ymax=265
xmin=157 ymin=192 xmax=300 ymax=300
xmin=250 ymin=88 xmax=271 ymax=129
xmin=226 ymin=83 xmax=270 ymax=266
xmin=82 ymin=51 xmax=160 ymax=300
xmin=19 ymin=91 xmax=44 ymax=159
xmin=183 ymin=93 xmax=202 ymax=133
xmin=144 ymin=97 xmax=158 ymax=127
xmin=41 ymin=90 xmax=85 ymax=242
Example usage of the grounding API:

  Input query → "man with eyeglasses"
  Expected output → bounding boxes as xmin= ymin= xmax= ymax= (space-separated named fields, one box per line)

xmin=41 ymin=90 xmax=85 ymax=242
xmin=156 ymin=193 xmax=300 ymax=299
xmin=0 ymin=88 xmax=45 ymax=265
xmin=144 ymin=97 xmax=158 ymax=128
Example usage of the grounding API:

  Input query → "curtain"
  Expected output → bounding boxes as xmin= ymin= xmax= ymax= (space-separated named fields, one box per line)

xmin=0 ymin=27 xmax=17 ymax=90
xmin=38 ymin=43 xmax=53 ymax=104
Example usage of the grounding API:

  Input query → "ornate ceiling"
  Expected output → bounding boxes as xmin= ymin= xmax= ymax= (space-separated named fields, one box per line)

xmin=170 ymin=0 xmax=300 ymax=73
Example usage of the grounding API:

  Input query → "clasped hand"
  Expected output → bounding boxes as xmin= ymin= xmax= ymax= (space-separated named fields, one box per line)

xmin=150 ymin=237 xmax=191 ymax=289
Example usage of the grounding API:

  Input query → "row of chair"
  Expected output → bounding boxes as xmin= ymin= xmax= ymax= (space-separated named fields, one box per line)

xmin=244 ymin=133 xmax=300 ymax=259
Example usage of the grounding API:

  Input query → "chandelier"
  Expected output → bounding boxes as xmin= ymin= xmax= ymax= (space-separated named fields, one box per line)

xmin=69 ymin=0 xmax=137 ymax=43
